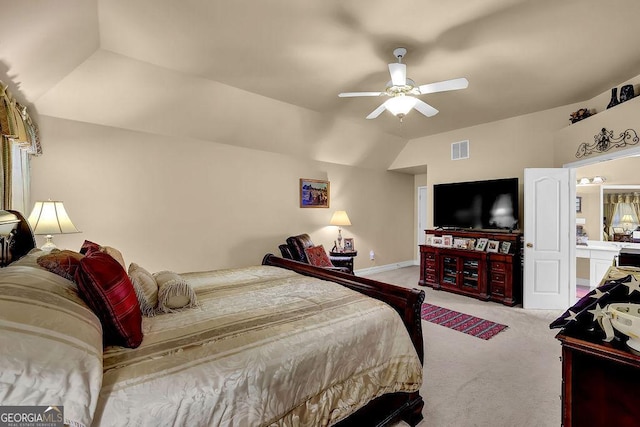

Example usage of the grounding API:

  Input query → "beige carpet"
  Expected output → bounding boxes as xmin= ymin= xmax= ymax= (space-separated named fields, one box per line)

xmin=364 ymin=266 xmax=563 ymax=427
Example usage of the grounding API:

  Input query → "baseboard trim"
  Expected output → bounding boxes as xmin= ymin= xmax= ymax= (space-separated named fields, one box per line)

xmin=576 ymin=278 xmax=590 ymax=287
xmin=355 ymin=260 xmax=415 ymax=276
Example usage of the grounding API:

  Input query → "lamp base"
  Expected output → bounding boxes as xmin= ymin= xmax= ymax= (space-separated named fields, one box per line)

xmin=40 ymin=235 xmax=57 ymax=252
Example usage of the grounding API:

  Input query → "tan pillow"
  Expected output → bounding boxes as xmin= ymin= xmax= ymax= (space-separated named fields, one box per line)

xmin=101 ymin=246 xmax=126 ymax=271
xmin=128 ymin=263 xmax=158 ymax=316
xmin=154 ymin=270 xmax=198 ymax=313
xmin=37 ymin=250 xmax=84 ymax=282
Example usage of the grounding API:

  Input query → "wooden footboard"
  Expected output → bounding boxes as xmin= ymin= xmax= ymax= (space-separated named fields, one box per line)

xmin=262 ymin=254 xmax=425 ymax=426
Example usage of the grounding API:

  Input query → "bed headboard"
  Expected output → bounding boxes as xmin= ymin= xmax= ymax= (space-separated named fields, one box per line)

xmin=0 ymin=210 xmax=36 ymax=266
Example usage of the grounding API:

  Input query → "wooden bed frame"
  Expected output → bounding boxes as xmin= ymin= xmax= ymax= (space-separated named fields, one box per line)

xmin=262 ymin=254 xmax=425 ymax=427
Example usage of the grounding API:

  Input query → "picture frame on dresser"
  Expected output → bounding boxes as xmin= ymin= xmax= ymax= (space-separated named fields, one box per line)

xmin=442 ymin=235 xmax=453 ymax=247
xmin=425 ymin=234 xmax=434 ymax=245
xmin=475 ymin=238 xmax=488 ymax=251
xmin=453 ymin=238 xmax=468 ymax=249
xmin=486 ymin=240 xmax=499 ymax=253
xmin=500 ymin=241 xmax=511 ymax=254
xmin=343 ymin=238 xmax=354 ymax=251
xmin=432 ymin=236 xmax=444 ymax=246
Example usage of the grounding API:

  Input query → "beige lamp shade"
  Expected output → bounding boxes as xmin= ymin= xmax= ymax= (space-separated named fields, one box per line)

xmin=330 ymin=210 xmax=351 ymax=226
xmin=622 ymin=214 xmax=634 ymax=223
xmin=27 ymin=201 xmax=80 ymax=235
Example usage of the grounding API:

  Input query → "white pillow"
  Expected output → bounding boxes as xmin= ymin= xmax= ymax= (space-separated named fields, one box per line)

xmin=154 ymin=270 xmax=198 ymax=313
xmin=128 ymin=263 xmax=159 ymax=316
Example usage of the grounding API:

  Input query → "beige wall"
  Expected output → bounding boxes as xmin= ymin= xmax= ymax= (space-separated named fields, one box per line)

xmin=392 ymin=105 xmax=571 ymax=250
xmin=30 ymin=116 xmax=414 ymax=273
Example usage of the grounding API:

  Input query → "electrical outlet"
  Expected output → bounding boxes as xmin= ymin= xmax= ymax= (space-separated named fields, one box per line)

xmin=369 ymin=250 xmax=375 ymax=260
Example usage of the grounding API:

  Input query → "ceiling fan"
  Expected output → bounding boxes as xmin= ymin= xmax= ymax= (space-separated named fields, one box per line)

xmin=339 ymin=47 xmax=469 ymax=121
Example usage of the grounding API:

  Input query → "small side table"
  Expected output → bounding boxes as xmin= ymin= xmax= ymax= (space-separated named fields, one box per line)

xmin=329 ymin=251 xmax=357 ymax=274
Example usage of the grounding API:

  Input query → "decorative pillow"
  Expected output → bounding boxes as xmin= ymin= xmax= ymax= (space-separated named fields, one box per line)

xmin=75 ymin=251 xmax=143 ymax=348
xmin=154 ymin=270 xmax=198 ymax=312
xmin=304 ymin=245 xmax=333 ymax=268
xmin=79 ymin=240 xmax=101 ymax=255
xmin=101 ymin=246 xmax=126 ymax=270
xmin=79 ymin=240 xmax=126 ymax=270
xmin=128 ymin=263 xmax=158 ymax=316
xmin=37 ymin=250 xmax=84 ymax=282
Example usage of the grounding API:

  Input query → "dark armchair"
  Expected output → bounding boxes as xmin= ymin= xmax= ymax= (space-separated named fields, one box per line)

xmin=278 ymin=233 xmax=353 ymax=274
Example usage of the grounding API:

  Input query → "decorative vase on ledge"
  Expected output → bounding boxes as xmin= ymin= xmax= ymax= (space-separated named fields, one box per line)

xmin=607 ymin=87 xmax=619 ymax=109
xmin=620 ymin=84 xmax=635 ymax=103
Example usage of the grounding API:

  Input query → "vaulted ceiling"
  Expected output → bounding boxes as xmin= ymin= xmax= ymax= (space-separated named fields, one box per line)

xmin=3 ymin=0 xmax=640 ymax=168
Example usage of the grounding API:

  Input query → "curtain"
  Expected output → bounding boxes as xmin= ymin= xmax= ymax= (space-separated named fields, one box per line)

xmin=606 ymin=192 xmax=640 ymax=237
xmin=0 ymin=80 xmax=40 ymax=211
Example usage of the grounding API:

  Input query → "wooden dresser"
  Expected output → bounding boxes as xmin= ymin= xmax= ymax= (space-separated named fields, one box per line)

xmin=557 ymin=333 xmax=640 ymax=426
xmin=419 ymin=229 xmax=522 ymax=306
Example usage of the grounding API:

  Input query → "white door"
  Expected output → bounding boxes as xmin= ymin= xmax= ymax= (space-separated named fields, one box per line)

xmin=417 ymin=186 xmax=427 ymax=246
xmin=524 ymin=168 xmax=576 ymax=309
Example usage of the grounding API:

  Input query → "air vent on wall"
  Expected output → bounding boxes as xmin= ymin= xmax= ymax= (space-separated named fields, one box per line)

xmin=451 ymin=140 xmax=469 ymax=160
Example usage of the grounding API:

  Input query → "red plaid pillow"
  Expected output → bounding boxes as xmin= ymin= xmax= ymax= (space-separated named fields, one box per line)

xmin=75 ymin=251 xmax=143 ymax=348
xmin=304 ymin=245 xmax=333 ymax=268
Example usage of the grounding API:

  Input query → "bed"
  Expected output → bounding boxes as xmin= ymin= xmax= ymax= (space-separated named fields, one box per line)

xmin=0 ymin=222 xmax=425 ymax=427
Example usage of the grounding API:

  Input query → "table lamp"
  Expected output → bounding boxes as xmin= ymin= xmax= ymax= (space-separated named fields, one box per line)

xmin=27 ymin=200 xmax=80 ymax=251
xmin=329 ymin=210 xmax=351 ymax=250
xmin=622 ymin=214 xmax=634 ymax=232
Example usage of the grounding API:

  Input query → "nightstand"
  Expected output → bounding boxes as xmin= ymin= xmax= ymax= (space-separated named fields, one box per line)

xmin=329 ymin=251 xmax=357 ymax=274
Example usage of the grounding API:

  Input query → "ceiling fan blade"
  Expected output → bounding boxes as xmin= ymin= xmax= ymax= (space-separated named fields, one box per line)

xmin=366 ymin=103 xmax=387 ymax=120
xmin=388 ymin=63 xmax=406 ymax=86
xmin=418 ymin=77 xmax=469 ymax=95
xmin=413 ymin=99 xmax=439 ymax=117
xmin=338 ymin=91 xmax=384 ymax=97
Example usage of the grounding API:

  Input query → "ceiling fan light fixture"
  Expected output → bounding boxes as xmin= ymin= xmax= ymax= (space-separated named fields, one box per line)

xmin=385 ymin=95 xmax=416 ymax=118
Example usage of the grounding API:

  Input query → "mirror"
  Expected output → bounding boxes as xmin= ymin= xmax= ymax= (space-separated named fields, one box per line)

xmin=576 ymin=155 xmax=640 ymax=242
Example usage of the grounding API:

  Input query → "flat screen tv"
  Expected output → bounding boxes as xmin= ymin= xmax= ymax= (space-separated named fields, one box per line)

xmin=433 ymin=178 xmax=519 ymax=230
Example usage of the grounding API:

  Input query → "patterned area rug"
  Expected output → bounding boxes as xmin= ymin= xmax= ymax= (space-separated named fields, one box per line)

xmin=421 ymin=303 xmax=508 ymax=340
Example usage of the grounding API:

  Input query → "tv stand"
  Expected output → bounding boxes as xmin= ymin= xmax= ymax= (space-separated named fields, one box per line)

xmin=419 ymin=229 xmax=523 ymax=306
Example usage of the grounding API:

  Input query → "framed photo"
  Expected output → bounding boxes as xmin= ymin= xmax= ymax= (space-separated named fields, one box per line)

xmin=576 ymin=196 xmax=582 ymax=213
xmin=500 ymin=241 xmax=512 ymax=254
xmin=466 ymin=238 xmax=476 ymax=250
xmin=486 ymin=240 xmax=499 ymax=253
xmin=475 ymin=238 xmax=488 ymax=251
xmin=425 ymin=234 xmax=434 ymax=245
xmin=613 ymin=227 xmax=624 ymax=234
xmin=300 ymin=178 xmax=329 ymax=208
xmin=454 ymin=238 xmax=468 ymax=249
xmin=442 ymin=235 xmax=453 ymax=247
xmin=343 ymin=238 xmax=355 ymax=252
xmin=432 ymin=236 xmax=444 ymax=246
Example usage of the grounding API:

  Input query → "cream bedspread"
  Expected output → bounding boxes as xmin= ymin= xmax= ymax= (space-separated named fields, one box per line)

xmin=95 ymin=265 xmax=422 ymax=427
xmin=0 ymin=266 xmax=104 ymax=427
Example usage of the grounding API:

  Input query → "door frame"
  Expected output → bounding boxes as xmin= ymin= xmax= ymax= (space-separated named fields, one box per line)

xmin=417 ymin=185 xmax=428 ymax=263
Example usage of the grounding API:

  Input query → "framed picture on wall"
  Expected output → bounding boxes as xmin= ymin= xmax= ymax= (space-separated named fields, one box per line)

xmin=300 ymin=178 xmax=330 ymax=208
xmin=576 ymin=196 xmax=582 ymax=213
